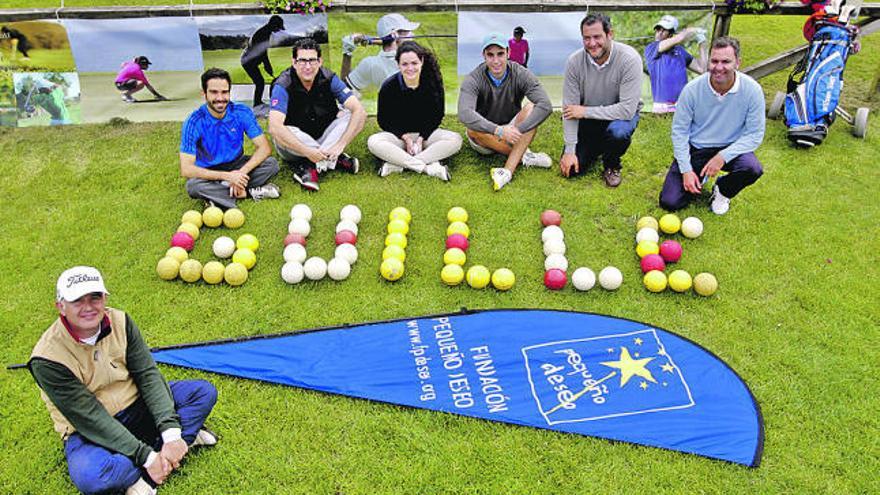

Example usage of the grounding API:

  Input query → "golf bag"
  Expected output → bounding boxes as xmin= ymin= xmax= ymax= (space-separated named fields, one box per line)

xmin=783 ymin=19 xmax=858 ymax=146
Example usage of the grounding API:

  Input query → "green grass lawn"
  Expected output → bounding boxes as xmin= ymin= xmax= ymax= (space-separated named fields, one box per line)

xmin=1 ymin=6 xmax=879 ymax=495
xmin=201 ymin=47 xmax=292 ymax=86
xmin=1 ymin=47 xmax=76 ymax=72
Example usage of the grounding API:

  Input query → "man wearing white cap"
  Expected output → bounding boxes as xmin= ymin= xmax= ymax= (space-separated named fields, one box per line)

xmin=340 ymin=13 xmax=420 ymax=94
xmin=458 ymin=32 xmax=553 ymax=191
xmin=645 ymin=14 xmax=708 ymax=113
xmin=28 ymin=266 xmax=218 ymax=495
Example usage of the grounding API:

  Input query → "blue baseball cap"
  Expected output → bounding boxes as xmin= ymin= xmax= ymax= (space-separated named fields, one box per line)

xmin=481 ymin=33 xmax=507 ymax=52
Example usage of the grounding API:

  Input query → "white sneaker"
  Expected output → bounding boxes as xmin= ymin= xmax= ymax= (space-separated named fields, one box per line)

xmin=125 ymin=478 xmax=156 ymax=495
xmin=710 ymin=185 xmax=731 ymax=215
xmin=248 ymin=182 xmax=280 ymax=200
xmin=315 ymin=159 xmax=334 ymax=173
xmin=522 ymin=149 xmax=552 ymax=168
xmin=378 ymin=162 xmax=404 ymax=177
xmin=122 ymin=94 xmax=136 ymax=103
xmin=425 ymin=162 xmax=450 ymax=181
xmin=491 ymin=168 xmax=512 ymax=191
xmin=190 ymin=428 xmax=218 ymax=448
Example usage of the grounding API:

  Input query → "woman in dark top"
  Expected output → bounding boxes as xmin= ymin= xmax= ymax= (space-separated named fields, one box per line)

xmin=368 ymin=41 xmax=461 ymax=181
xmin=240 ymin=15 xmax=285 ymax=109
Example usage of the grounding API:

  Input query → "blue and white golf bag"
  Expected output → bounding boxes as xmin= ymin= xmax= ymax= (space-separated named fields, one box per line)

xmin=784 ymin=20 xmax=858 ymax=146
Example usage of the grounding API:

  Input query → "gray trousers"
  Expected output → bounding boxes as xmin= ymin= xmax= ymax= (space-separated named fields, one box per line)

xmin=185 ymin=154 xmax=279 ymax=210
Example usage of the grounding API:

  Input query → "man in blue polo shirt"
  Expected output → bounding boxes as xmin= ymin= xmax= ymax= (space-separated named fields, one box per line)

xmin=180 ymin=68 xmax=280 ymax=209
xmin=644 ymin=15 xmax=707 ymax=113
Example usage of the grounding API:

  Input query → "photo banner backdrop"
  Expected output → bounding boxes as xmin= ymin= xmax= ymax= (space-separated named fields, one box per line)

xmin=153 ymin=309 xmax=763 ymax=466
xmin=1 ymin=20 xmax=79 ymax=127
xmin=457 ymin=11 xmax=713 ymax=107
xmin=64 ymin=17 xmax=205 ymax=123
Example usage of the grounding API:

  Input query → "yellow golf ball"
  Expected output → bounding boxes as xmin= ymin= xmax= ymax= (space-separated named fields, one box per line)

xmin=202 ymin=206 xmax=224 ymax=228
xmin=668 ymin=270 xmax=693 ymax=293
xmin=387 ymin=219 xmax=410 ymax=235
xmin=643 ymin=270 xmax=668 ymax=293
xmin=636 ymin=216 xmax=659 ymax=232
xmin=466 ymin=265 xmax=491 ymax=289
xmin=693 ymin=273 xmax=718 ymax=296
xmin=223 ymin=208 xmax=245 ymax=229
xmin=177 ymin=222 xmax=200 ymax=241
xmin=224 ymin=262 xmax=249 ymax=286
xmin=636 ymin=240 xmax=660 ymax=258
xmin=441 ymin=264 xmax=465 ymax=286
xmin=389 ymin=206 xmax=412 ymax=224
xmin=232 ymin=248 xmax=256 ymax=270
xmin=491 ymin=268 xmax=515 ymax=291
xmin=382 ymin=244 xmax=406 ymax=263
xmin=156 ymin=256 xmax=180 ymax=280
xmin=659 ymin=213 xmax=681 ymax=234
xmin=165 ymin=246 xmax=188 ymax=264
xmin=443 ymin=248 xmax=466 ymax=266
xmin=202 ymin=261 xmax=225 ymax=284
xmin=181 ymin=210 xmax=203 ymax=228
xmin=447 ymin=206 xmax=469 ymax=224
xmin=380 ymin=257 xmax=405 ymax=281
xmin=236 ymin=233 xmax=260 ymax=252
xmin=447 ymin=221 xmax=470 ymax=238
xmin=179 ymin=259 xmax=203 ymax=283
xmin=385 ymin=232 xmax=408 ymax=249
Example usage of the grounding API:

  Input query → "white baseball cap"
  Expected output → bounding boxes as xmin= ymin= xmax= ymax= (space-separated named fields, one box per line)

xmin=377 ymin=13 xmax=420 ymax=38
xmin=655 ymin=15 xmax=679 ymax=32
xmin=56 ymin=266 xmax=109 ymax=302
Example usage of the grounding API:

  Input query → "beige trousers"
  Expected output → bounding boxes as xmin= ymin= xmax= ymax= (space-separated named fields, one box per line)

xmin=367 ymin=128 xmax=462 ymax=172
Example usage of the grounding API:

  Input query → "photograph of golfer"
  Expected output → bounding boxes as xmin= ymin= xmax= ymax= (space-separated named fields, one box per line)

xmin=0 ymin=21 xmax=76 ymax=72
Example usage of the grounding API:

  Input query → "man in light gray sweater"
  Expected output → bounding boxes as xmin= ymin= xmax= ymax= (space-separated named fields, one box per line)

xmin=458 ymin=33 xmax=554 ymax=191
xmin=561 ymin=14 xmax=643 ymax=187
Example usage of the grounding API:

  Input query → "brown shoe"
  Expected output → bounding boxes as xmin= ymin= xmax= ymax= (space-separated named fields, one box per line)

xmin=602 ymin=168 xmax=622 ymax=187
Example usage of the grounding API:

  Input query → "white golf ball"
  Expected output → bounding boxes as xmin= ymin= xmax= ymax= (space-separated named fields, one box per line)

xmin=212 ymin=236 xmax=236 ymax=259
xmin=598 ymin=266 xmax=623 ymax=291
xmin=336 ymin=219 xmax=359 ymax=236
xmin=636 ymin=227 xmax=660 ymax=244
xmin=288 ymin=217 xmax=311 ymax=236
xmin=327 ymin=257 xmax=351 ymax=281
xmin=541 ymin=225 xmax=564 ymax=243
xmin=303 ymin=256 xmax=327 ymax=281
xmin=281 ymin=261 xmax=304 ymax=284
xmin=571 ymin=267 xmax=596 ymax=291
xmin=544 ymin=253 xmax=569 ymax=272
xmin=340 ymin=204 xmax=362 ymax=224
xmin=335 ymin=243 xmax=358 ymax=265
xmin=543 ymin=238 xmax=566 ymax=256
xmin=290 ymin=203 xmax=312 ymax=221
xmin=681 ymin=217 xmax=704 ymax=239
xmin=283 ymin=243 xmax=307 ymax=264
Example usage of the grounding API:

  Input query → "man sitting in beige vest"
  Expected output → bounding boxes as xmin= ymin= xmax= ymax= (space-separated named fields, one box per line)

xmin=29 ymin=266 xmax=218 ymax=495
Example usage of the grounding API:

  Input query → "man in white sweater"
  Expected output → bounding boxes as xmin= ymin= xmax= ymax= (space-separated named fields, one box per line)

xmin=658 ymin=36 xmax=765 ymax=215
xmin=561 ymin=14 xmax=643 ymax=187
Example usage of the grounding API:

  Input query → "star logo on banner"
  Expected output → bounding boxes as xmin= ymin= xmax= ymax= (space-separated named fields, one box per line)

xmin=634 ymin=337 xmax=643 ymax=345
xmin=601 ymin=347 xmax=657 ymax=388
xmin=640 ymin=381 xmax=649 ymax=390
xmin=661 ymin=362 xmax=675 ymax=373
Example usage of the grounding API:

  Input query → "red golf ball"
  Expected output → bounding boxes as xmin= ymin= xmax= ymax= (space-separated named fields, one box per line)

xmin=335 ymin=230 xmax=357 ymax=246
xmin=640 ymin=254 xmax=666 ymax=273
xmin=284 ymin=233 xmax=307 ymax=247
xmin=540 ymin=209 xmax=562 ymax=227
xmin=544 ymin=269 xmax=567 ymax=290
xmin=170 ymin=231 xmax=194 ymax=252
xmin=659 ymin=240 xmax=682 ymax=263
xmin=446 ymin=233 xmax=469 ymax=251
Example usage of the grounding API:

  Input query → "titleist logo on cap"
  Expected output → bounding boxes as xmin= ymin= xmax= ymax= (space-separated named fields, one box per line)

xmin=66 ymin=273 xmax=100 ymax=288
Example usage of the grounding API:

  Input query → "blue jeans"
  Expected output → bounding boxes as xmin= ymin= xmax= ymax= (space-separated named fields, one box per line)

xmin=572 ymin=113 xmax=641 ymax=171
xmin=64 ymin=380 xmax=217 ymax=494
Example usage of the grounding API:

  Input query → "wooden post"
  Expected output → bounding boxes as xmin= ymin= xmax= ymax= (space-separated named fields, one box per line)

xmin=713 ymin=13 xmax=733 ymax=40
